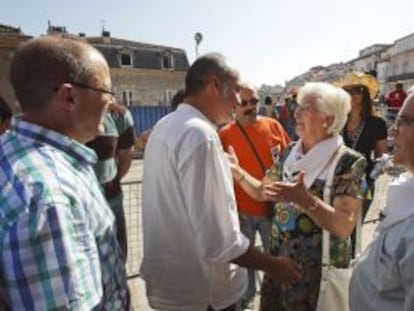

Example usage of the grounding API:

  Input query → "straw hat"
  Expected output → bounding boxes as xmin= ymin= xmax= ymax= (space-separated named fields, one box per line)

xmin=333 ymin=71 xmax=379 ymax=100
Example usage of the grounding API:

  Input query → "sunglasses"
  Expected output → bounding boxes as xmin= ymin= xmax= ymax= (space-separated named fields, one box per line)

xmin=239 ymin=98 xmax=259 ymax=107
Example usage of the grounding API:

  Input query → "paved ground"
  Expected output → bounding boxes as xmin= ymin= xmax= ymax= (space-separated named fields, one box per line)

xmin=124 ymin=159 xmax=396 ymax=310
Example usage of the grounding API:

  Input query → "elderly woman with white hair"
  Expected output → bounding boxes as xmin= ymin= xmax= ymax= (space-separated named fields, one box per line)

xmin=228 ymin=82 xmax=367 ymax=310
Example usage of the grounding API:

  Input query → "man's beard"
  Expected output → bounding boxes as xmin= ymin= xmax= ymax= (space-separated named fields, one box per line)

xmin=244 ymin=108 xmax=257 ymax=117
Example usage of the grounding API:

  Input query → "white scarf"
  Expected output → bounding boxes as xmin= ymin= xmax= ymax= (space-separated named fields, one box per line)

xmin=379 ymin=172 xmax=414 ymax=231
xmin=283 ymin=135 xmax=344 ymax=188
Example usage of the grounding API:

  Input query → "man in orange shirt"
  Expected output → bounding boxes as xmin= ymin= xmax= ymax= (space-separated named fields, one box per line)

xmin=219 ymin=83 xmax=290 ymax=308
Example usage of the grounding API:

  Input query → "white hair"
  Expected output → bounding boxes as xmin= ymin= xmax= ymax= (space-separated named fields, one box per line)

xmin=240 ymin=81 xmax=258 ymax=93
xmin=297 ymin=82 xmax=351 ymax=135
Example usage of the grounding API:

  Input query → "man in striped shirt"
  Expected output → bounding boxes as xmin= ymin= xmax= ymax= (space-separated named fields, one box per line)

xmin=0 ymin=36 xmax=128 ymax=310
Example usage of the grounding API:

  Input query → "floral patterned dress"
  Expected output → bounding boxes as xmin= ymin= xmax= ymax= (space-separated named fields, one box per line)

xmin=260 ymin=143 xmax=367 ymax=311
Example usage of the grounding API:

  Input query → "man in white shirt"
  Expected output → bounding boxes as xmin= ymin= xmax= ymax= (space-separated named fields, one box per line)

xmin=140 ymin=53 xmax=302 ymax=311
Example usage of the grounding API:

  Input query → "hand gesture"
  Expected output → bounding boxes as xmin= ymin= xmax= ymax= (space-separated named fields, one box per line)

xmin=135 ymin=129 xmax=151 ymax=150
xmin=224 ymin=145 xmax=240 ymax=174
xmin=262 ymin=171 xmax=311 ymax=206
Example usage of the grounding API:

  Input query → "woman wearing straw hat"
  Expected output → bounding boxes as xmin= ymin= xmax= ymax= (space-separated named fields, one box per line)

xmin=336 ymin=72 xmax=387 ymax=219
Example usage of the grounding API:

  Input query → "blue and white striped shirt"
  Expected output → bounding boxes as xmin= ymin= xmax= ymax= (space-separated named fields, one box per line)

xmin=0 ymin=117 xmax=127 ymax=310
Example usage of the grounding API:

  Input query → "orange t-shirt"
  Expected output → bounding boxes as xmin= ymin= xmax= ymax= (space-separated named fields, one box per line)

xmin=219 ymin=117 xmax=290 ymax=217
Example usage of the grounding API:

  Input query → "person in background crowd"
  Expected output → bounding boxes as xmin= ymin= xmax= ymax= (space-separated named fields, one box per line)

xmin=86 ymin=100 xmax=135 ymax=258
xmin=0 ymin=96 xmax=12 ymax=135
xmin=0 ymin=36 xmax=128 ymax=309
xmin=170 ymin=88 xmax=186 ymax=111
xmin=386 ymin=82 xmax=407 ymax=114
xmin=336 ymin=71 xmax=387 ymax=219
xmin=260 ymin=95 xmax=277 ymax=119
xmin=140 ymin=53 xmax=302 ymax=311
xmin=280 ymin=88 xmax=299 ymax=140
xmin=228 ymin=82 xmax=366 ymax=310
xmin=135 ymin=88 xmax=185 ymax=151
xmin=350 ymin=92 xmax=414 ymax=311
xmin=219 ymin=82 xmax=290 ymax=309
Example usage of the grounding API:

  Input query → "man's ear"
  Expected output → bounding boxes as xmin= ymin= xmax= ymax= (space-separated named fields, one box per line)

xmin=209 ymin=76 xmax=222 ymax=94
xmin=55 ymin=83 xmax=75 ymax=110
xmin=67 ymin=93 xmax=74 ymax=103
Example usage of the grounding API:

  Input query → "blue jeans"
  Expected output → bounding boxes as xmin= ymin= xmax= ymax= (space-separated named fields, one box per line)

xmin=239 ymin=214 xmax=272 ymax=302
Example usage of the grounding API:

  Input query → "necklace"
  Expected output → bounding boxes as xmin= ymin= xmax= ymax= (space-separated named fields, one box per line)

xmin=346 ymin=120 xmax=365 ymax=149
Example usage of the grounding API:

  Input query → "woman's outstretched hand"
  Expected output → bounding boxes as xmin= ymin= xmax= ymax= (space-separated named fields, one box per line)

xmin=262 ymin=171 xmax=312 ymax=206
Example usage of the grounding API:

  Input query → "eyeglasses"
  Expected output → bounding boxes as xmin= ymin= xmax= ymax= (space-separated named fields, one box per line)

xmin=295 ymin=103 xmax=313 ymax=113
xmin=54 ymin=81 xmax=115 ymax=97
xmin=395 ymin=114 xmax=414 ymax=128
xmin=239 ymin=98 xmax=259 ymax=107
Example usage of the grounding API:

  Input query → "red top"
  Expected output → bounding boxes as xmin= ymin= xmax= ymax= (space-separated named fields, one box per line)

xmin=387 ymin=90 xmax=407 ymax=109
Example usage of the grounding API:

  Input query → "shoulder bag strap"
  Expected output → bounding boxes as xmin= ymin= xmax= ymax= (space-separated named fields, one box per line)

xmin=322 ymin=146 xmax=362 ymax=265
xmin=235 ymin=120 xmax=267 ymax=174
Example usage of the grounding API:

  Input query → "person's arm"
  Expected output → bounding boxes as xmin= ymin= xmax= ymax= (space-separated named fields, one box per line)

xmin=263 ymin=172 xmax=361 ymax=238
xmin=263 ymin=156 xmax=367 ymax=238
xmin=115 ymin=110 xmax=135 ymax=180
xmin=116 ymin=147 xmax=133 ymax=180
xmin=232 ymin=244 xmax=302 ymax=286
xmin=374 ymin=139 xmax=387 ymax=158
xmin=2 ymin=204 xmax=102 ymax=310
xmin=225 ymin=145 xmax=265 ymax=201
xmin=183 ymin=138 xmax=301 ymax=285
xmin=374 ymin=118 xmax=388 ymax=158
xmin=400 ymin=234 xmax=414 ymax=310
xmin=135 ymin=129 xmax=151 ymax=150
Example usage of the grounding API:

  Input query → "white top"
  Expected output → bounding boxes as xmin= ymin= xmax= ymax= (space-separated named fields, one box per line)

xmin=140 ymin=104 xmax=249 ymax=310
xmin=350 ymin=172 xmax=414 ymax=311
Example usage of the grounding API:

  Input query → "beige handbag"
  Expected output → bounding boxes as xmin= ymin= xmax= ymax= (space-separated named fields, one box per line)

xmin=316 ymin=147 xmax=362 ymax=311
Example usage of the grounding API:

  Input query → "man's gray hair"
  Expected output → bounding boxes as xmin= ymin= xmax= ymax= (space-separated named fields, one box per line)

xmin=297 ymin=82 xmax=351 ymax=135
xmin=10 ymin=36 xmax=101 ymax=111
xmin=240 ymin=81 xmax=258 ymax=93
xmin=185 ymin=52 xmax=239 ymax=96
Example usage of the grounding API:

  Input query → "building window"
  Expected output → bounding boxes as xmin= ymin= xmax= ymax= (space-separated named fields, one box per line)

xmin=120 ymin=52 xmax=132 ymax=67
xmin=161 ymin=52 xmax=174 ymax=70
xmin=122 ymin=90 xmax=133 ymax=106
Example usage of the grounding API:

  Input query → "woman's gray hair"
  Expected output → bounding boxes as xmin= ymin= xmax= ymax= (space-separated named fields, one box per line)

xmin=297 ymin=82 xmax=351 ymax=135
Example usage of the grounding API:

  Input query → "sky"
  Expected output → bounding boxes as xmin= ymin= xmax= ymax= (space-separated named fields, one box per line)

xmin=2 ymin=0 xmax=414 ymax=86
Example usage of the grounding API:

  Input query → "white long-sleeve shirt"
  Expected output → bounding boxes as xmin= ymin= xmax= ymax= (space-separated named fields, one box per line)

xmin=140 ymin=104 xmax=249 ymax=310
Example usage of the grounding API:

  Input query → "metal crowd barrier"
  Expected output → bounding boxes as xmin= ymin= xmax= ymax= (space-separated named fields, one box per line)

xmin=122 ymin=180 xmax=142 ymax=279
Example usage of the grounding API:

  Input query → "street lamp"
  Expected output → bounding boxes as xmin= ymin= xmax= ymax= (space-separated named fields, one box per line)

xmin=194 ymin=32 xmax=203 ymax=58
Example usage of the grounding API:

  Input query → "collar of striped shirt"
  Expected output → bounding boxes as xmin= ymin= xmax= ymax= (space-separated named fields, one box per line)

xmin=11 ymin=116 xmax=98 ymax=165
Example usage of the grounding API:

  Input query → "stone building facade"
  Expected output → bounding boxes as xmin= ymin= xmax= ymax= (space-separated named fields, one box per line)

xmin=284 ymin=32 xmax=414 ymax=97
xmin=0 ymin=24 xmax=31 ymax=111
xmin=284 ymin=62 xmax=352 ymax=91
xmin=85 ymin=34 xmax=190 ymax=106
xmin=386 ymin=33 xmax=414 ymax=91
xmin=0 ymin=23 xmax=190 ymax=109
